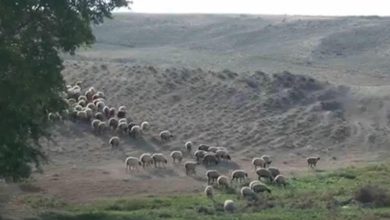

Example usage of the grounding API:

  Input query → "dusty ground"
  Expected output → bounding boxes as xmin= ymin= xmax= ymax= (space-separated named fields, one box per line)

xmin=2 ymin=14 xmax=390 ymax=219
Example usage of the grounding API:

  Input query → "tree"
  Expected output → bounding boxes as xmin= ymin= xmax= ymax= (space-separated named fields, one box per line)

xmin=0 ymin=0 xmax=129 ymax=181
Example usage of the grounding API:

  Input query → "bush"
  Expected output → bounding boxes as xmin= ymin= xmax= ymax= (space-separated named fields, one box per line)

xmin=354 ymin=185 xmax=390 ymax=207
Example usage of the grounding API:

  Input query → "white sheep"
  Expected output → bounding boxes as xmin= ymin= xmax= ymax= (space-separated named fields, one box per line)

xmin=252 ymin=157 xmax=266 ymax=169
xmin=86 ymin=103 xmax=96 ymax=111
xmin=184 ymin=161 xmax=197 ymax=176
xmin=140 ymin=153 xmax=153 ymax=168
xmin=185 ymin=141 xmax=193 ymax=153
xmin=274 ymin=175 xmax=287 ymax=187
xmin=217 ymin=175 xmax=229 ymax=188
xmin=103 ymin=106 xmax=110 ymax=117
xmin=76 ymin=110 xmax=87 ymax=121
xmin=208 ymin=146 xmax=218 ymax=153
xmin=78 ymin=95 xmax=87 ymax=102
xmin=215 ymin=150 xmax=231 ymax=160
xmin=117 ymin=109 xmax=126 ymax=118
xmin=204 ymin=185 xmax=214 ymax=200
xmin=194 ymin=150 xmax=206 ymax=162
xmin=91 ymin=119 xmax=101 ymax=131
xmin=125 ymin=156 xmax=142 ymax=172
xmin=118 ymin=106 xmax=126 ymax=112
xmin=198 ymin=144 xmax=210 ymax=151
xmin=206 ymin=170 xmax=220 ymax=184
xmin=160 ymin=130 xmax=173 ymax=143
xmin=307 ymin=156 xmax=320 ymax=168
xmin=249 ymin=181 xmax=271 ymax=193
xmin=240 ymin=186 xmax=257 ymax=201
xmin=261 ymin=155 xmax=272 ymax=167
xmin=77 ymin=99 xmax=86 ymax=107
xmin=231 ymin=170 xmax=248 ymax=183
xmin=108 ymin=117 xmax=119 ymax=130
xmin=256 ymin=168 xmax=273 ymax=182
xmin=85 ymin=108 xmax=93 ymax=120
xmin=118 ymin=122 xmax=128 ymax=134
xmin=152 ymin=153 xmax=168 ymax=168
xmin=170 ymin=151 xmax=183 ymax=163
xmin=141 ymin=121 xmax=150 ymax=132
xmin=118 ymin=118 xmax=128 ymax=124
xmin=96 ymin=101 xmax=105 ymax=111
xmin=109 ymin=136 xmax=120 ymax=148
xmin=130 ymin=125 xmax=142 ymax=139
xmin=94 ymin=112 xmax=104 ymax=121
xmin=203 ymin=153 xmax=219 ymax=166
xmin=223 ymin=200 xmax=236 ymax=213
xmin=98 ymin=121 xmax=107 ymax=133
xmin=267 ymin=167 xmax=280 ymax=178
xmin=109 ymin=107 xmax=116 ymax=118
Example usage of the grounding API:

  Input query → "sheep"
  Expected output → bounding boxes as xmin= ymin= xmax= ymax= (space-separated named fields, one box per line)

xmin=119 ymin=118 xmax=128 ymax=124
xmin=95 ymin=91 xmax=105 ymax=99
xmin=307 ymin=156 xmax=320 ymax=168
xmin=249 ymin=181 xmax=271 ymax=193
xmin=217 ymin=175 xmax=229 ymax=188
xmin=170 ymin=151 xmax=183 ymax=163
xmin=185 ymin=141 xmax=193 ymax=153
xmin=252 ymin=157 xmax=266 ymax=169
xmin=93 ymin=98 xmax=104 ymax=105
xmin=103 ymin=106 xmax=110 ymax=117
xmin=85 ymin=108 xmax=93 ymax=120
xmin=86 ymin=103 xmax=96 ymax=111
xmin=127 ymin=122 xmax=137 ymax=131
xmin=98 ymin=121 xmax=107 ymax=133
xmin=208 ymin=146 xmax=219 ymax=153
xmin=96 ymin=101 xmax=105 ymax=111
xmin=198 ymin=144 xmax=210 ymax=151
xmin=108 ymin=117 xmax=119 ymax=130
xmin=109 ymin=136 xmax=120 ymax=148
xmin=141 ymin=121 xmax=150 ymax=132
xmin=184 ymin=161 xmax=197 ymax=176
xmin=206 ymin=170 xmax=220 ymax=184
xmin=77 ymin=99 xmax=86 ymax=107
xmin=240 ymin=186 xmax=258 ymax=201
xmin=261 ymin=155 xmax=272 ymax=167
xmin=76 ymin=110 xmax=87 ymax=121
xmin=108 ymin=107 xmax=116 ymax=118
xmin=223 ymin=200 xmax=236 ymax=213
xmin=194 ymin=150 xmax=207 ymax=162
xmin=48 ymin=112 xmax=60 ymax=121
xmin=203 ymin=153 xmax=219 ymax=166
xmin=118 ymin=106 xmax=126 ymax=112
xmin=140 ymin=153 xmax=154 ymax=168
xmin=125 ymin=156 xmax=142 ymax=172
xmin=267 ymin=167 xmax=280 ymax=178
xmin=91 ymin=119 xmax=101 ymax=131
xmin=95 ymin=112 xmax=105 ymax=121
xmin=152 ymin=153 xmax=168 ymax=168
xmin=216 ymin=150 xmax=231 ymax=161
xmin=118 ymin=122 xmax=128 ymax=134
xmin=274 ymin=174 xmax=287 ymax=187
xmin=160 ymin=130 xmax=173 ymax=143
xmin=130 ymin=125 xmax=142 ymax=139
xmin=67 ymin=98 xmax=77 ymax=106
xmin=77 ymin=95 xmax=87 ymax=102
xmin=117 ymin=109 xmax=126 ymax=118
xmin=256 ymin=168 xmax=273 ymax=182
xmin=231 ymin=170 xmax=248 ymax=183
xmin=74 ymin=105 xmax=83 ymax=112
xmin=204 ymin=185 xmax=214 ymax=200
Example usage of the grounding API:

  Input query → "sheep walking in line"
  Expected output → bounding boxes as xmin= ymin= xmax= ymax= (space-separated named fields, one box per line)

xmin=125 ymin=156 xmax=142 ymax=173
xmin=307 ymin=156 xmax=320 ymax=168
xmin=184 ymin=161 xmax=197 ymax=176
xmin=170 ymin=151 xmax=183 ymax=163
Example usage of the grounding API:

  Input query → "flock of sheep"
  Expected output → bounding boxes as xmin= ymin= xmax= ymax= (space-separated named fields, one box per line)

xmin=49 ymin=81 xmax=321 ymax=214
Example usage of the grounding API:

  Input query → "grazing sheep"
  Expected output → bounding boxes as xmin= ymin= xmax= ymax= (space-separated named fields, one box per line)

xmin=76 ymin=110 xmax=87 ymax=121
xmin=118 ymin=122 xmax=128 ymax=134
xmin=152 ymin=153 xmax=168 ymax=168
xmin=208 ymin=146 xmax=218 ymax=153
xmin=85 ymin=108 xmax=93 ymax=120
xmin=98 ymin=121 xmax=107 ymax=133
xmin=95 ymin=112 xmax=105 ymax=121
xmin=160 ymin=130 xmax=173 ymax=142
xmin=250 ymin=181 xmax=271 ymax=193
xmin=117 ymin=110 xmax=126 ymax=118
xmin=109 ymin=107 xmax=116 ymax=118
xmin=96 ymin=101 xmax=105 ymax=111
xmin=170 ymin=151 xmax=183 ymax=163
xmin=307 ymin=157 xmax=320 ymax=168
xmin=91 ymin=119 xmax=101 ymax=131
xmin=140 ymin=153 xmax=154 ymax=168
xmin=261 ymin=155 xmax=272 ymax=167
xmin=77 ymin=99 xmax=86 ymax=107
xmin=252 ymin=157 xmax=266 ymax=169
xmin=206 ymin=170 xmax=220 ymax=184
xmin=256 ymin=168 xmax=273 ymax=182
xmin=103 ymin=106 xmax=110 ymax=117
xmin=204 ymin=185 xmax=214 ymax=200
xmin=125 ymin=156 xmax=142 ymax=172
xmin=86 ymin=103 xmax=96 ymax=111
xmin=108 ymin=117 xmax=119 ymax=130
xmin=203 ymin=153 xmax=219 ymax=166
xmin=216 ymin=150 xmax=231 ymax=161
xmin=240 ymin=186 xmax=257 ymax=201
xmin=185 ymin=141 xmax=193 ymax=153
xmin=109 ymin=136 xmax=120 ymax=148
xmin=274 ymin=174 xmax=287 ymax=187
xmin=231 ymin=170 xmax=248 ymax=183
xmin=267 ymin=167 xmax=280 ymax=178
xmin=74 ymin=105 xmax=83 ymax=112
xmin=93 ymin=98 xmax=104 ymax=105
xmin=141 ymin=121 xmax=150 ymax=132
xmin=130 ymin=125 xmax=142 ymax=139
xmin=184 ymin=161 xmax=197 ymax=176
xmin=194 ymin=150 xmax=207 ymax=162
xmin=217 ymin=175 xmax=229 ymax=188
xmin=198 ymin=144 xmax=210 ymax=151
xmin=223 ymin=200 xmax=236 ymax=213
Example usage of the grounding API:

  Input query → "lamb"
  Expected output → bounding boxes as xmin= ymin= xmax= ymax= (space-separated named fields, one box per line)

xmin=109 ymin=136 xmax=120 ymax=148
xmin=185 ymin=141 xmax=193 ymax=153
xmin=231 ymin=170 xmax=248 ymax=183
xmin=307 ymin=156 xmax=320 ymax=168
xmin=141 ymin=121 xmax=150 ymax=132
xmin=125 ymin=156 xmax=142 ymax=172
xmin=240 ymin=186 xmax=257 ymax=201
xmin=217 ymin=175 xmax=229 ymax=188
xmin=170 ymin=151 xmax=183 ymax=163
xmin=95 ymin=112 xmax=105 ymax=121
xmin=130 ymin=125 xmax=142 ymax=139
xmin=204 ymin=185 xmax=214 ymax=200
xmin=91 ymin=119 xmax=101 ymax=131
xmin=194 ymin=150 xmax=207 ymax=162
xmin=198 ymin=144 xmax=210 ymax=151
xmin=267 ymin=167 xmax=280 ymax=178
xmin=273 ymin=174 xmax=287 ymax=187
xmin=108 ymin=117 xmax=119 ymax=130
xmin=184 ymin=161 xmax=197 ymax=176
xmin=203 ymin=153 xmax=219 ymax=166
xmin=140 ymin=153 xmax=154 ymax=168
xmin=223 ymin=200 xmax=236 ymax=213
xmin=256 ymin=168 xmax=273 ymax=182
xmin=249 ymin=181 xmax=271 ymax=193
xmin=252 ymin=157 xmax=266 ymax=169
xmin=261 ymin=155 xmax=272 ymax=167
xmin=206 ymin=170 xmax=220 ymax=184
xmin=160 ymin=130 xmax=173 ymax=143
xmin=152 ymin=153 xmax=168 ymax=168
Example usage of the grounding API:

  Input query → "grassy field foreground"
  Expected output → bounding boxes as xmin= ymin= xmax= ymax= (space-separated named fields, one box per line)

xmin=18 ymin=164 xmax=390 ymax=220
